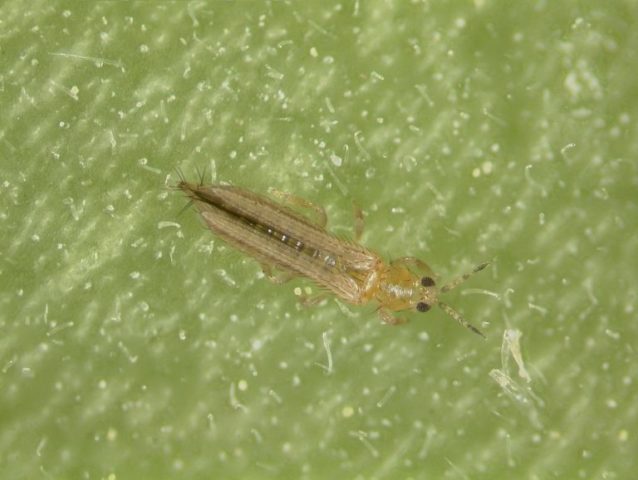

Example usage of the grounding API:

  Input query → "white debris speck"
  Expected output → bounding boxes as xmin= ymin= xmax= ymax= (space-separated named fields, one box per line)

xmin=564 ymin=72 xmax=579 ymax=97
xmin=418 ymin=331 xmax=429 ymax=342
xmin=481 ymin=161 xmax=493 ymax=175
xmin=330 ymin=153 xmax=342 ymax=167
xmin=342 ymin=406 xmax=354 ymax=418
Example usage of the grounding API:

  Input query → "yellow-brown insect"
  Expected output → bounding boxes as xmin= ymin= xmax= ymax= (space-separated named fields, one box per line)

xmin=178 ymin=180 xmax=488 ymax=337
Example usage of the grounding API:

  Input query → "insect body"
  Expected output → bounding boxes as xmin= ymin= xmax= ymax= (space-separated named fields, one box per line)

xmin=178 ymin=181 xmax=488 ymax=337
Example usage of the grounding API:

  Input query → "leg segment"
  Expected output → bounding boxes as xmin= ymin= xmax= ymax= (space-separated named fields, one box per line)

xmin=378 ymin=308 xmax=407 ymax=325
xmin=299 ymin=292 xmax=329 ymax=307
xmin=391 ymin=257 xmax=436 ymax=280
xmin=269 ymin=188 xmax=328 ymax=228
xmin=261 ymin=264 xmax=296 ymax=284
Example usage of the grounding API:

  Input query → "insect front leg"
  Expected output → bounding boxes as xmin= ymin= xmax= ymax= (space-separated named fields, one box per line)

xmin=391 ymin=257 xmax=437 ymax=281
xmin=378 ymin=308 xmax=407 ymax=325
xmin=268 ymin=188 xmax=328 ymax=228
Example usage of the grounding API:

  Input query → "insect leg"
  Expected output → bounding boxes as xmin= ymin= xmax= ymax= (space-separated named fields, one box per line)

xmin=378 ymin=308 xmax=407 ymax=325
xmin=261 ymin=264 xmax=296 ymax=284
xmin=391 ymin=257 xmax=436 ymax=280
xmin=268 ymin=188 xmax=328 ymax=228
xmin=299 ymin=292 xmax=329 ymax=307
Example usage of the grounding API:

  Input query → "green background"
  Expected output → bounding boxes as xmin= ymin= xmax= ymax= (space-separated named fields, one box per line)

xmin=1 ymin=1 xmax=637 ymax=479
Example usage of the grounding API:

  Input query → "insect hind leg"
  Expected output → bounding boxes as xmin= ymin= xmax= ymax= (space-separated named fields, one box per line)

xmin=269 ymin=188 xmax=328 ymax=228
xmin=261 ymin=263 xmax=296 ymax=284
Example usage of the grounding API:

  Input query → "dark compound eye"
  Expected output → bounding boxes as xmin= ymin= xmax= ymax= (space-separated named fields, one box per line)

xmin=416 ymin=302 xmax=430 ymax=312
xmin=421 ymin=276 xmax=435 ymax=287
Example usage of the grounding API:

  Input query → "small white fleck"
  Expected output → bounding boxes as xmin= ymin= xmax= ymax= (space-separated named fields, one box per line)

xmin=310 ymin=47 xmax=318 ymax=57
xmin=342 ymin=406 xmax=354 ymax=418
xmin=330 ymin=153 xmax=342 ymax=167
xmin=481 ymin=161 xmax=493 ymax=175
xmin=564 ymin=71 xmax=580 ymax=96
xmin=238 ymin=379 xmax=248 ymax=391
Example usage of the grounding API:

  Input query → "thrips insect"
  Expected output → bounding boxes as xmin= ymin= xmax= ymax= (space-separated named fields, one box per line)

xmin=178 ymin=179 xmax=489 ymax=337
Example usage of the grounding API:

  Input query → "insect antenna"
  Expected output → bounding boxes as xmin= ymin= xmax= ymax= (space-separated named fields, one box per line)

xmin=440 ymin=262 xmax=490 ymax=293
xmin=437 ymin=301 xmax=485 ymax=339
